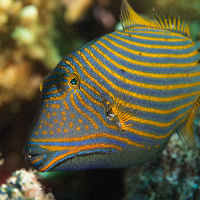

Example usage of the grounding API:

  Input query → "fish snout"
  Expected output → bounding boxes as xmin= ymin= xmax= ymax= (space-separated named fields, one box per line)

xmin=23 ymin=145 xmax=46 ymax=166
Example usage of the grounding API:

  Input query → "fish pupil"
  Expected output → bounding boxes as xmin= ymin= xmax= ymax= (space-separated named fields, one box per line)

xmin=70 ymin=78 xmax=77 ymax=85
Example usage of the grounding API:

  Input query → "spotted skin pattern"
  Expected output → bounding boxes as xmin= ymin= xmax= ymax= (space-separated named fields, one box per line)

xmin=23 ymin=0 xmax=199 ymax=172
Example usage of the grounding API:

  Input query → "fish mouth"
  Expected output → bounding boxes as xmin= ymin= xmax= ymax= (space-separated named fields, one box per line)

xmin=23 ymin=146 xmax=118 ymax=172
xmin=23 ymin=145 xmax=47 ymax=166
xmin=23 ymin=138 xmax=123 ymax=171
xmin=49 ymin=149 xmax=115 ymax=171
xmin=23 ymin=147 xmax=114 ymax=172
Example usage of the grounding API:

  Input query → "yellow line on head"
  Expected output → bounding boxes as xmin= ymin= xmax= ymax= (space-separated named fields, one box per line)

xmin=69 ymin=55 xmax=114 ymax=100
xmin=70 ymin=94 xmax=99 ymax=129
xmin=80 ymin=82 xmax=102 ymax=106
xmin=76 ymin=92 xmax=117 ymax=130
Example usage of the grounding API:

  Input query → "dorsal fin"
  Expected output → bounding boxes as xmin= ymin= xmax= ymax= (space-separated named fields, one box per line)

xmin=120 ymin=0 xmax=157 ymax=29
xmin=152 ymin=14 xmax=190 ymax=37
xmin=120 ymin=0 xmax=191 ymax=37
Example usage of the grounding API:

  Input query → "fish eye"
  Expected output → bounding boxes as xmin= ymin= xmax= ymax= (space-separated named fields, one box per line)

xmin=69 ymin=74 xmax=80 ymax=89
xmin=59 ymin=73 xmax=80 ymax=92
xmin=70 ymin=78 xmax=77 ymax=86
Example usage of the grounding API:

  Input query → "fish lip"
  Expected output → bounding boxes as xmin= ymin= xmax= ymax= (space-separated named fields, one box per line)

xmin=23 ymin=145 xmax=46 ymax=165
xmin=49 ymin=149 xmax=115 ymax=171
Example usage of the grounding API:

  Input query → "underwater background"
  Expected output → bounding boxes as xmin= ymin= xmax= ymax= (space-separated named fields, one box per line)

xmin=0 ymin=0 xmax=200 ymax=199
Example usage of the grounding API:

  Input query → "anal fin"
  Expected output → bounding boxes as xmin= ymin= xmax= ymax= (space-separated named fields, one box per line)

xmin=177 ymin=100 xmax=199 ymax=150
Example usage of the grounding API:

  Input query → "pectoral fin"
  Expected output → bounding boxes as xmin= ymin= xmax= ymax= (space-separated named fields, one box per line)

xmin=101 ymin=90 xmax=135 ymax=132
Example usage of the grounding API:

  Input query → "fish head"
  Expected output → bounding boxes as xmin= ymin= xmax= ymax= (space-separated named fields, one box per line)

xmin=23 ymin=59 xmax=125 ymax=172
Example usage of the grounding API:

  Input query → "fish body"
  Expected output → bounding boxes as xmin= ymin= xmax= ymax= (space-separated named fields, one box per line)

xmin=23 ymin=0 xmax=200 ymax=172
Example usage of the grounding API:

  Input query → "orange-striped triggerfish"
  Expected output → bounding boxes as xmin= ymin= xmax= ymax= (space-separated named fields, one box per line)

xmin=23 ymin=0 xmax=199 ymax=172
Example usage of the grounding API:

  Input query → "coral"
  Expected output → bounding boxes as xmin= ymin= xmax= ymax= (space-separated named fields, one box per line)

xmin=62 ymin=0 xmax=94 ymax=24
xmin=123 ymin=134 xmax=200 ymax=200
xmin=0 ymin=0 xmax=62 ymax=109
xmin=0 ymin=169 xmax=55 ymax=200
xmin=0 ymin=0 xmax=61 ymax=69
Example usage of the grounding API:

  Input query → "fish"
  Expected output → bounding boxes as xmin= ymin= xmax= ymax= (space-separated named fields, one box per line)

xmin=23 ymin=0 xmax=200 ymax=172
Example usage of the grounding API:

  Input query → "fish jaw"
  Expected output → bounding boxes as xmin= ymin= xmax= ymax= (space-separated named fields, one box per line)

xmin=23 ymin=99 xmax=169 ymax=172
xmin=22 ymin=94 xmax=122 ymax=171
xmin=23 ymin=141 xmax=120 ymax=172
xmin=23 ymin=81 xmax=170 ymax=171
xmin=23 ymin=133 xmax=169 ymax=172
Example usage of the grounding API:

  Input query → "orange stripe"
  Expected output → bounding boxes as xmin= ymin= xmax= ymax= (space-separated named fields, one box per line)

xmin=28 ymin=133 xmax=145 ymax=147
xmin=96 ymin=40 xmax=196 ymax=68
xmin=63 ymin=101 xmax=69 ymax=110
xmin=76 ymin=92 xmax=117 ymax=130
xmin=71 ymin=93 xmax=99 ymax=129
xmin=51 ymin=104 xmax=60 ymax=108
xmin=88 ymin=47 xmax=200 ymax=90
xmin=38 ymin=143 xmax=122 ymax=152
xmin=111 ymin=32 xmax=194 ymax=50
xmin=102 ymin=36 xmax=197 ymax=58
xmin=29 ymin=157 xmax=43 ymax=165
xmin=80 ymin=87 xmax=102 ymax=106
xmin=77 ymin=50 xmax=200 ymax=102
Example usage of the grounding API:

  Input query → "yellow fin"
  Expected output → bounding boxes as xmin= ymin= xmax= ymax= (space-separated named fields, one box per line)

xmin=177 ymin=101 xmax=198 ymax=150
xmin=152 ymin=14 xmax=190 ymax=37
xmin=111 ymin=96 xmax=134 ymax=131
xmin=120 ymin=0 xmax=157 ymax=29
xmin=120 ymin=0 xmax=191 ymax=37
xmin=102 ymin=89 xmax=134 ymax=132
